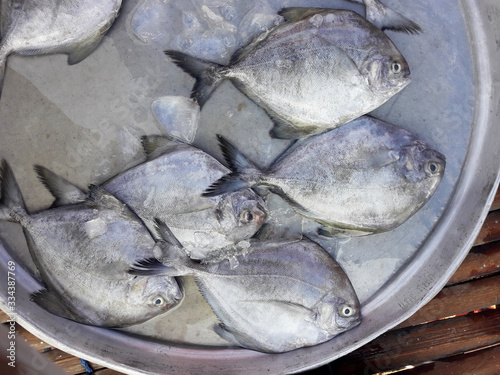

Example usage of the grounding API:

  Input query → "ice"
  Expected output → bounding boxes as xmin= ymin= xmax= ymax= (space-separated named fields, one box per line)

xmin=258 ymin=194 xmax=304 ymax=241
xmin=151 ymin=96 xmax=200 ymax=143
xmin=176 ymin=3 xmax=238 ymax=60
xmin=131 ymin=0 xmax=180 ymax=45
xmin=84 ymin=218 xmax=107 ymax=239
xmin=236 ymin=1 xmax=282 ymax=47
xmin=131 ymin=0 xmax=281 ymax=62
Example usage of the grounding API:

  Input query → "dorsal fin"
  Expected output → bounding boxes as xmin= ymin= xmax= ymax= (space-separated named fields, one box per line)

xmin=141 ymin=135 xmax=178 ymax=160
xmin=34 ymin=165 xmax=87 ymax=207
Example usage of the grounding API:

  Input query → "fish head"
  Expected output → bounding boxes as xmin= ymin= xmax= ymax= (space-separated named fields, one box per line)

xmin=216 ymin=189 xmax=268 ymax=242
xmin=364 ymin=52 xmax=411 ymax=98
xmin=397 ymin=141 xmax=446 ymax=187
xmin=128 ymin=275 xmax=183 ymax=318
xmin=312 ymin=261 xmax=362 ymax=336
xmin=314 ymin=296 xmax=361 ymax=336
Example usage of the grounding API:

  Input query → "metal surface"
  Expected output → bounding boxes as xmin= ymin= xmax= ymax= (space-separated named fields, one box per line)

xmin=0 ymin=0 xmax=499 ymax=374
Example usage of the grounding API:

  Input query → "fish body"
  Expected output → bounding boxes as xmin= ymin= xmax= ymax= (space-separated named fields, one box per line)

xmin=130 ymin=222 xmax=361 ymax=353
xmin=0 ymin=0 xmax=122 ymax=97
xmin=348 ymin=0 xmax=422 ymax=34
xmin=103 ymin=137 xmax=267 ymax=260
xmin=204 ymin=116 xmax=446 ymax=237
xmin=38 ymin=136 xmax=267 ymax=260
xmin=0 ymin=161 xmax=182 ymax=327
xmin=166 ymin=9 xmax=410 ymax=139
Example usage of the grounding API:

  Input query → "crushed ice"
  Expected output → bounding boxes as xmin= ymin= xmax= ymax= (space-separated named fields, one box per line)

xmin=131 ymin=0 xmax=282 ymax=62
xmin=84 ymin=218 xmax=108 ymax=239
xmin=152 ymin=96 xmax=200 ymax=144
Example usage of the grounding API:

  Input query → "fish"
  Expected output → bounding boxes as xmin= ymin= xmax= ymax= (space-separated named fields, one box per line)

xmin=165 ymin=8 xmax=411 ymax=139
xmin=203 ymin=116 xmax=446 ymax=237
xmin=0 ymin=160 xmax=183 ymax=327
xmin=36 ymin=136 xmax=267 ymax=260
xmin=129 ymin=220 xmax=361 ymax=353
xmin=347 ymin=0 xmax=422 ymax=34
xmin=0 ymin=0 xmax=122 ymax=97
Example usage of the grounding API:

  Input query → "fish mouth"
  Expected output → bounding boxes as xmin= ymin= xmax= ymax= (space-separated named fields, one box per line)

xmin=400 ymin=74 xmax=412 ymax=89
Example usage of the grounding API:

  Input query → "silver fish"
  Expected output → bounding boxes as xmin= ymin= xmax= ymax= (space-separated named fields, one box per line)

xmin=204 ymin=116 xmax=446 ymax=237
xmin=129 ymin=220 xmax=361 ymax=353
xmin=0 ymin=0 xmax=122 ymax=97
xmin=36 ymin=136 xmax=267 ymax=260
xmin=348 ymin=0 xmax=422 ymax=34
xmin=165 ymin=9 xmax=410 ymax=139
xmin=0 ymin=160 xmax=183 ymax=327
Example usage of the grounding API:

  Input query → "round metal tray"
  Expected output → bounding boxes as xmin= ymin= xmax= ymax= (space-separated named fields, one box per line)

xmin=1 ymin=0 xmax=500 ymax=373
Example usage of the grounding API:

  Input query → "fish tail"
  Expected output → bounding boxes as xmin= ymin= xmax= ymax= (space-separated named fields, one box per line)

xmin=165 ymin=50 xmax=225 ymax=107
xmin=202 ymin=135 xmax=261 ymax=197
xmin=0 ymin=160 xmax=27 ymax=222
xmin=365 ymin=0 xmax=422 ymax=34
xmin=128 ymin=219 xmax=190 ymax=277
xmin=128 ymin=258 xmax=174 ymax=277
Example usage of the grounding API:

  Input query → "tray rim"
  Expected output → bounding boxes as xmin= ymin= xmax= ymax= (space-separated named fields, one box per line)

xmin=1 ymin=0 xmax=500 ymax=373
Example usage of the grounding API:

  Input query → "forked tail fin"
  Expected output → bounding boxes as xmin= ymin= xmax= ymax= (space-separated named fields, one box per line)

xmin=365 ymin=0 xmax=422 ymax=34
xmin=202 ymin=135 xmax=261 ymax=197
xmin=128 ymin=219 xmax=191 ymax=277
xmin=165 ymin=50 xmax=225 ymax=107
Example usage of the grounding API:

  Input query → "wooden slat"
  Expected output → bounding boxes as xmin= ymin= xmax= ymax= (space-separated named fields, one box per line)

xmin=0 ymin=310 xmax=10 ymax=323
xmin=15 ymin=324 xmax=52 ymax=352
xmin=93 ymin=369 xmax=126 ymax=375
xmin=447 ymin=240 xmax=500 ymax=285
xmin=401 ymin=344 xmax=500 ymax=375
xmin=330 ymin=308 xmax=500 ymax=375
xmin=396 ymin=275 xmax=500 ymax=329
xmin=473 ymin=210 xmax=500 ymax=246
xmin=42 ymin=348 xmax=106 ymax=374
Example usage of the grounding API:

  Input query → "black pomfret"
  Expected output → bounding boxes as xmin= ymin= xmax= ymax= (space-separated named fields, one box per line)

xmin=204 ymin=116 xmax=446 ymax=237
xmin=165 ymin=8 xmax=410 ymax=139
xmin=0 ymin=160 xmax=182 ymax=327
xmin=36 ymin=136 xmax=267 ymax=260
xmin=0 ymin=0 xmax=122 ymax=97
xmin=129 ymin=220 xmax=361 ymax=353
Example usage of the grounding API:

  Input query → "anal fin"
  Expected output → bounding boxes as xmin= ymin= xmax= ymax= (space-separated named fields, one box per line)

xmin=268 ymin=112 xmax=318 ymax=140
xmin=278 ymin=7 xmax=331 ymax=23
xmin=67 ymin=36 xmax=105 ymax=65
xmin=317 ymin=225 xmax=373 ymax=238
xmin=31 ymin=289 xmax=87 ymax=324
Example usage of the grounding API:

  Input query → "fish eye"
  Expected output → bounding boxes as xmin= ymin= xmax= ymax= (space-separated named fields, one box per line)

xmin=426 ymin=161 xmax=440 ymax=175
xmin=391 ymin=61 xmax=402 ymax=74
xmin=153 ymin=296 xmax=165 ymax=307
xmin=338 ymin=304 xmax=355 ymax=318
xmin=241 ymin=211 xmax=254 ymax=223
